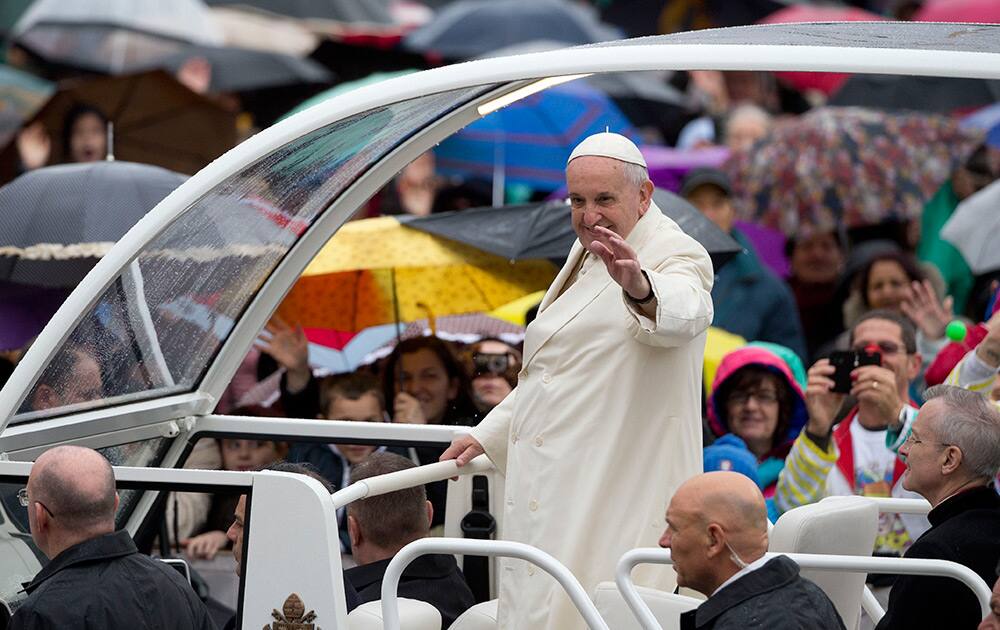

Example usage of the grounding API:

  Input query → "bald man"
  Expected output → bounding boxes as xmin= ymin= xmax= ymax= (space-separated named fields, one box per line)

xmin=661 ymin=472 xmax=844 ymax=630
xmin=11 ymin=446 xmax=215 ymax=630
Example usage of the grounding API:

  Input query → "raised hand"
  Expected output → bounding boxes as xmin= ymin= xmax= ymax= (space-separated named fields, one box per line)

xmin=258 ymin=316 xmax=310 ymax=392
xmin=900 ymin=279 xmax=953 ymax=340
xmin=804 ymin=359 xmax=845 ymax=437
xmin=850 ymin=364 xmax=903 ymax=429
xmin=587 ymin=225 xmax=651 ymax=302
xmin=393 ymin=391 xmax=428 ymax=424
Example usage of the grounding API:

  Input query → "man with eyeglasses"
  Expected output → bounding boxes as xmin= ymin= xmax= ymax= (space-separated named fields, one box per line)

xmin=775 ymin=310 xmax=930 ymax=561
xmin=10 ymin=445 xmax=215 ymax=630
xmin=875 ymin=384 xmax=1000 ymax=629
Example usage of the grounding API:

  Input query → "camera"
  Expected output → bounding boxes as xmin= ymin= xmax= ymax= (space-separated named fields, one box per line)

xmin=828 ymin=347 xmax=882 ymax=394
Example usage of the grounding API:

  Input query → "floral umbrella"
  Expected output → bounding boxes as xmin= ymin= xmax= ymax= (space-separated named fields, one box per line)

xmin=275 ymin=216 xmax=557 ymax=332
xmin=725 ymin=107 xmax=982 ymax=237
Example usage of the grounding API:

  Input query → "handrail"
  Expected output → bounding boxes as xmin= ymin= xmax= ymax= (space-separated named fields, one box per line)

xmin=331 ymin=455 xmax=493 ymax=510
xmin=380 ymin=538 xmax=610 ymax=630
xmin=616 ymin=549 xmax=991 ymax=630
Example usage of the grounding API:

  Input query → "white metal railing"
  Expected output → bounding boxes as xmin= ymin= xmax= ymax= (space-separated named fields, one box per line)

xmin=616 ymin=549 xmax=991 ymax=630
xmin=381 ymin=538 xmax=610 ymax=630
xmin=331 ymin=455 xmax=493 ymax=510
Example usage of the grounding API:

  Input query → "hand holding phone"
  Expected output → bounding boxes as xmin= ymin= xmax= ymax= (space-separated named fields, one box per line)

xmin=828 ymin=347 xmax=882 ymax=394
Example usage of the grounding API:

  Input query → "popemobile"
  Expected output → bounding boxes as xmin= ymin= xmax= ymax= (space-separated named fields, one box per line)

xmin=0 ymin=21 xmax=997 ymax=630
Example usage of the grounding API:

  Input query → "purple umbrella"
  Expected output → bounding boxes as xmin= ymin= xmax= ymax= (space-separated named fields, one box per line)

xmin=0 ymin=280 xmax=69 ymax=351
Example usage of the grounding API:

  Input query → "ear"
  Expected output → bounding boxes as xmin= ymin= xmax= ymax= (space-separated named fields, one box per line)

xmin=638 ymin=180 xmax=654 ymax=215
xmin=347 ymin=515 xmax=361 ymax=548
xmin=704 ymin=523 xmax=727 ymax=559
xmin=425 ymin=500 xmax=434 ymax=528
xmin=113 ymin=492 xmax=120 ymax=513
xmin=906 ymin=352 xmax=922 ymax=381
xmin=33 ymin=502 xmax=49 ymax=531
xmin=940 ymin=445 xmax=963 ymax=476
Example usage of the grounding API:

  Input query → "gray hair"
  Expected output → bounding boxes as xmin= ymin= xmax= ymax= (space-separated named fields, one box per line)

xmin=725 ymin=103 xmax=772 ymax=134
xmin=923 ymin=384 xmax=1000 ymax=480
xmin=621 ymin=161 xmax=650 ymax=190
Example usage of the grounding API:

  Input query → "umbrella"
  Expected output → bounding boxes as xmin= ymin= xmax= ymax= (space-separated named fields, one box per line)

xmin=12 ymin=0 xmax=223 ymax=75
xmin=434 ymin=79 xmax=636 ymax=192
xmin=725 ymin=107 xmax=983 ymax=237
xmin=0 ymin=280 xmax=70 ymax=351
xmin=915 ymin=0 xmax=1000 ymax=24
xmin=132 ymin=44 xmax=334 ymax=94
xmin=204 ymin=0 xmax=395 ymax=25
xmin=829 ymin=74 xmax=1000 ymax=115
xmin=758 ymin=5 xmax=885 ymax=97
xmin=0 ymin=64 xmax=54 ymax=147
xmin=274 ymin=216 xmax=558 ymax=332
xmin=0 ymin=160 xmax=187 ymax=287
xmin=404 ymin=188 xmax=742 ymax=272
xmin=281 ymin=70 xmax=416 ymax=121
xmin=490 ymin=290 xmax=545 ymax=326
xmin=208 ymin=6 xmax=320 ymax=57
xmin=0 ymin=70 xmax=236 ymax=178
xmin=402 ymin=0 xmax=620 ymax=60
xmin=941 ymin=179 xmax=1000 ymax=275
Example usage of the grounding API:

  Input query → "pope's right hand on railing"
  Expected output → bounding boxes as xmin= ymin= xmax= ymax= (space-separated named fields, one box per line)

xmin=440 ymin=434 xmax=485 ymax=467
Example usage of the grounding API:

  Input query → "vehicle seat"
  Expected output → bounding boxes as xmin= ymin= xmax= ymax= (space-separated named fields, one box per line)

xmin=592 ymin=581 xmax=700 ymax=630
xmin=769 ymin=496 xmax=879 ymax=630
xmin=348 ymin=598 xmax=441 ymax=630
xmin=450 ymin=599 xmax=498 ymax=629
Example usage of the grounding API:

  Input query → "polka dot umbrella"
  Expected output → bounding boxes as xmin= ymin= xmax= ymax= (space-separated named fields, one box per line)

xmin=275 ymin=215 xmax=558 ymax=332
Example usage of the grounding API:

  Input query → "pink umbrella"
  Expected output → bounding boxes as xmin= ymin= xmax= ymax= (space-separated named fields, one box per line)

xmin=915 ymin=0 xmax=1000 ymax=23
xmin=759 ymin=6 xmax=886 ymax=96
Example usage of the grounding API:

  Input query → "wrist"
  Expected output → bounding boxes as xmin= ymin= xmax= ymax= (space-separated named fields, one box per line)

xmin=627 ymin=271 xmax=654 ymax=305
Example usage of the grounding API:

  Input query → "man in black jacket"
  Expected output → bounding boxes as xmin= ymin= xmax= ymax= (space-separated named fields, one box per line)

xmin=876 ymin=385 xmax=1000 ymax=630
xmin=661 ymin=471 xmax=844 ymax=630
xmin=345 ymin=452 xmax=475 ymax=628
xmin=10 ymin=445 xmax=216 ymax=630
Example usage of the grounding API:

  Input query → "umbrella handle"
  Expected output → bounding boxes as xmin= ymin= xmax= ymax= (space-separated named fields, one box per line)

xmin=416 ymin=302 xmax=436 ymax=336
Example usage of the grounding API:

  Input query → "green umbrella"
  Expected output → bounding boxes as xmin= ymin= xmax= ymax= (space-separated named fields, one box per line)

xmin=280 ymin=69 xmax=416 ymax=121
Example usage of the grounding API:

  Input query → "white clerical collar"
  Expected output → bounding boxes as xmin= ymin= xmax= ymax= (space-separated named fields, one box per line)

xmin=711 ymin=555 xmax=770 ymax=597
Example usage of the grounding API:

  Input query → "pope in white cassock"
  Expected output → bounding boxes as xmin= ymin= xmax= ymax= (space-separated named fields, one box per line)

xmin=442 ymin=132 xmax=714 ymax=629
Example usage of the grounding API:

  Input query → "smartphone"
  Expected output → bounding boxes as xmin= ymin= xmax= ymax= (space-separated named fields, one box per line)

xmin=828 ymin=348 xmax=882 ymax=393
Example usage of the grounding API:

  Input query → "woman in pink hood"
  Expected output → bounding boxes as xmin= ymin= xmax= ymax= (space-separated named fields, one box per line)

xmin=707 ymin=345 xmax=808 ymax=520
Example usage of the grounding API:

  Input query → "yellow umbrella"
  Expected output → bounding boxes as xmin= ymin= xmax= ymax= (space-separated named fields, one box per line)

xmin=488 ymin=290 xmax=546 ymax=326
xmin=276 ymin=216 xmax=557 ymax=331
xmin=703 ymin=326 xmax=747 ymax=396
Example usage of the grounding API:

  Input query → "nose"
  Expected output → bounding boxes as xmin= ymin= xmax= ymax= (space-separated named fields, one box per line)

xmin=659 ymin=529 xmax=672 ymax=549
xmin=582 ymin=209 xmax=601 ymax=227
xmin=226 ymin=524 xmax=237 ymax=543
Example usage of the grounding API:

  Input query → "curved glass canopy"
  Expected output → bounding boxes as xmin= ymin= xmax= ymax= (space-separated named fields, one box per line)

xmin=2 ymin=21 xmax=1000 ymax=432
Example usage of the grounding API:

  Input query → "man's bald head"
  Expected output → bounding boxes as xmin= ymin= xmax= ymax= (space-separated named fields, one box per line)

xmin=661 ymin=472 xmax=769 ymax=595
xmin=30 ymin=445 xmax=117 ymax=531
xmin=674 ymin=471 xmax=769 ymax=545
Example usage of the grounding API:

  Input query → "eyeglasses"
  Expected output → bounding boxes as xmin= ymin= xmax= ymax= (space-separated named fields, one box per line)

xmin=902 ymin=433 xmax=952 ymax=449
xmin=851 ymin=341 xmax=905 ymax=356
xmin=17 ymin=488 xmax=56 ymax=518
xmin=728 ymin=390 xmax=779 ymax=405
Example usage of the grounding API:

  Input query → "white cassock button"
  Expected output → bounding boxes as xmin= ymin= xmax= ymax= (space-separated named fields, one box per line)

xmin=512 ymin=433 xmax=518 ymax=444
xmin=542 ymin=373 xmax=552 ymax=384
xmin=534 ymin=436 xmax=544 ymax=447
xmin=527 ymin=566 xmax=536 ymax=576
xmin=529 ymin=500 xmax=539 ymax=512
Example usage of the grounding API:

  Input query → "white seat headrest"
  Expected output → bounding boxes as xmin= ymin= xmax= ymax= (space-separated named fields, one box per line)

xmin=592 ymin=581 xmax=700 ymax=630
xmin=450 ymin=599 xmax=499 ymax=630
xmin=348 ymin=598 xmax=442 ymax=630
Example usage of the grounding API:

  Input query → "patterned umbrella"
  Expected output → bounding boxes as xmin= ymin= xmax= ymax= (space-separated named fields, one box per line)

xmin=725 ymin=107 xmax=982 ymax=237
xmin=275 ymin=216 xmax=557 ymax=332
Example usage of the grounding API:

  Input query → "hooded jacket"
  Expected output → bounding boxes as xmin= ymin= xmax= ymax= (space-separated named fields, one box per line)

xmin=707 ymin=346 xmax=808 ymax=509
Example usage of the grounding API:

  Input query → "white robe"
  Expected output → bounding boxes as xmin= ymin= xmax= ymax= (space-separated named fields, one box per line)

xmin=470 ymin=200 xmax=714 ymax=629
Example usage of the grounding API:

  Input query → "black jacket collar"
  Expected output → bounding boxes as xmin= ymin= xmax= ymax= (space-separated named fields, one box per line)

xmin=695 ymin=555 xmax=799 ymax=627
xmin=24 ymin=530 xmax=136 ymax=594
xmin=345 ymin=553 xmax=457 ymax=591
xmin=928 ymin=485 xmax=1000 ymax=528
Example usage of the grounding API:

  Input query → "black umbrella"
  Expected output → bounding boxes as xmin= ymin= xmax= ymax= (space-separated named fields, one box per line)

xmin=403 ymin=189 xmax=741 ymax=272
xmin=829 ymin=74 xmax=1000 ymax=114
xmin=403 ymin=0 xmax=621 ymax=60
xmin=132 ymin=44 xmax=334 ymax=94
xmin=204 ymin=0 xmax=395 ymax=24
xmin=0 ymin=160 xmax=187 ymax=287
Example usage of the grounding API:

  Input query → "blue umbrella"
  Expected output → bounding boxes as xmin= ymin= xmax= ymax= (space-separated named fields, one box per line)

xmin=434 ymin=79 xmax=637 ymax=192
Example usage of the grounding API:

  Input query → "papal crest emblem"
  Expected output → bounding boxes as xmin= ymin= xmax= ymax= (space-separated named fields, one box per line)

xmin=264 ymin=593 xmax=319 ymax=630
